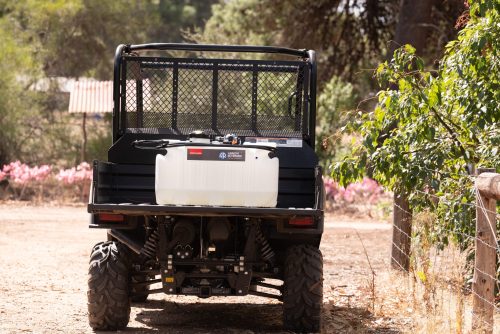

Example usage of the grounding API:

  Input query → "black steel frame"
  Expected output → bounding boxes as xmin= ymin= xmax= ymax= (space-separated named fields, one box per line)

xmin=112 ymin=43 xmax=317 ymax=147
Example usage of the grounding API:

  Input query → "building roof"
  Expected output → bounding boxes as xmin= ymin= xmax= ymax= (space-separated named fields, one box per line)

xmin=68 ymin=80 xmax=113 ymax=113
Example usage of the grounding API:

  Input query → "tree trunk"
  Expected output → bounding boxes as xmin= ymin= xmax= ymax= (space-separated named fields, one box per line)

xmin=389 ymin=0 xmax=436 ymax=272
xmin=388 ymin=0 xmax=436 ymax=57
xmin=81 ymin=112 xmax=87 ymax=163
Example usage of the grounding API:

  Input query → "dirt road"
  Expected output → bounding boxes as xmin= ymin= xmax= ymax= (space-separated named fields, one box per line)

xmin=0 ymin=203 xmax=399 ymax=333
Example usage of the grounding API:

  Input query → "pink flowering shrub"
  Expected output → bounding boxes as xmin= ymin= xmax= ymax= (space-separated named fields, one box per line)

xmin=0 ymin=161 xmax=92 ymax=201
xmin=2 ymin=161 xmax=52 ymax=184
xmin=56 ymin=162 xmax=92 ymax=184
xmin=324 ymin=176 xmax=385 ymax=206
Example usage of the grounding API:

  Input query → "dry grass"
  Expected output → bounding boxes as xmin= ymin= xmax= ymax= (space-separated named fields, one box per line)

xmin=357 ymin=210 xmax=499 ymax=334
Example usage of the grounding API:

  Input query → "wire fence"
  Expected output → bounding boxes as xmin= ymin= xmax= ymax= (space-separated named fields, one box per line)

xmin=388 ymin=171 xmax=499 ymax=333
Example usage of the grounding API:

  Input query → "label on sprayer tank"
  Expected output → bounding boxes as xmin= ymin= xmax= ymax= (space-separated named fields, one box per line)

xmin=187 ymin=148 xmax=246 ymax=161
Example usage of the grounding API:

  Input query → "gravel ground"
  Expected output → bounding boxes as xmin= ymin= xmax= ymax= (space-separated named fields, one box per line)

xmin=0 ymin=203 xmax=400 ymax=333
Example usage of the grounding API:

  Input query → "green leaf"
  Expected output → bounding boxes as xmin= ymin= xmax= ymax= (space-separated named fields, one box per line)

xmin=416 ymin=57 xmax=424 ymax=71
xmin=425 ymin=127 xmax=436 ymax=141
xmin=404 ymin=44 xmax=416 ymax=54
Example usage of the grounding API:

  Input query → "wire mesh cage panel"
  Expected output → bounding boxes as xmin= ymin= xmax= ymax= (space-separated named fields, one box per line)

xmin=120 ymin=56 xmax=309 ymax=137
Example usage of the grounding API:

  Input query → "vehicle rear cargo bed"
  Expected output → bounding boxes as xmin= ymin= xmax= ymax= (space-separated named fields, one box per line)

xmin=88 ymin=160 xmax=324 ymax=218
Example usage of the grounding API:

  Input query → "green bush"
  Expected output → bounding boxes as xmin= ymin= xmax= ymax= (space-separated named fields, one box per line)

xmin=315 ymin=76 xmax=356 ymax=172
xmin=332 ymin=0 xmax=499 ymax=246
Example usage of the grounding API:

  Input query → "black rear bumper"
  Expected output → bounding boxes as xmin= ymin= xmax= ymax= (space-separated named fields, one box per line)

xmin=88 ymin=202 xmax=322 ymax=218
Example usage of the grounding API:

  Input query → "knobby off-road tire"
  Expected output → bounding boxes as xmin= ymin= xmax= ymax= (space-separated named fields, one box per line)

xmin=130 ymin=273 xmax=149 ymax=303
xmin=283 ymin=244 xmax=323 ymax=333
xmin=88 ymin=241 xmax=131 ymax=330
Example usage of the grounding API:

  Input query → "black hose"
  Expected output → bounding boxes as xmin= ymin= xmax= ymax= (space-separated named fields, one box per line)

xmin=132 ymin=140 xmax=278 ymax=154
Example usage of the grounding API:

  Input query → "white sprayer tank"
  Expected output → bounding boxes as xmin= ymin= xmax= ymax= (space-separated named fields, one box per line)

xmin=155 ymin=142 xmax=279 ymax=207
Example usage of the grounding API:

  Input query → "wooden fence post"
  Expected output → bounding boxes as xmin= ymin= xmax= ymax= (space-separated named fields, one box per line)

xmin=472 ymin=169 xmax=499 ymax=333
xmin=391 ymin=192 xmax=412 ymax=271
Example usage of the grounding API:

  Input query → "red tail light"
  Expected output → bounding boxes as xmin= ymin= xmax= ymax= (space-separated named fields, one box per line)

xmin=98 ymin=214 xmax=124 ymax=222
xmin=289 ymin=216 xmax=314 ymax=226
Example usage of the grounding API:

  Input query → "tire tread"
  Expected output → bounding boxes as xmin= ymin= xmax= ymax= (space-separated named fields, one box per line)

xmin=283 ymin=244 xmax=323 ymax=333
xmin=87 ymin=241 xmax=131 ymax=330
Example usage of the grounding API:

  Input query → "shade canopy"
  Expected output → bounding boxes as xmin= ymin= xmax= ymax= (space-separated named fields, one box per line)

xmin=69 ymin=80 xmax=113 ymax=114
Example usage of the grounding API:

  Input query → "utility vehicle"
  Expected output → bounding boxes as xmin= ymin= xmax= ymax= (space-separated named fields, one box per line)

xmin=87 ymin=43 xmax=324 ymax=333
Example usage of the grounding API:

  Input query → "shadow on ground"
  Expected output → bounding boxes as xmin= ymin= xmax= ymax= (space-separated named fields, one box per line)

xmin=132 ymin=300 xmax=284 ymax=333
xmin=123 ymin=300 xmax=402 ymax=334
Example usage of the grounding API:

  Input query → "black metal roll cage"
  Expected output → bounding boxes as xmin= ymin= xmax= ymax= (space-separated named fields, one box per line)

xmin=112 ymin=43 xmax=317 ymax=148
